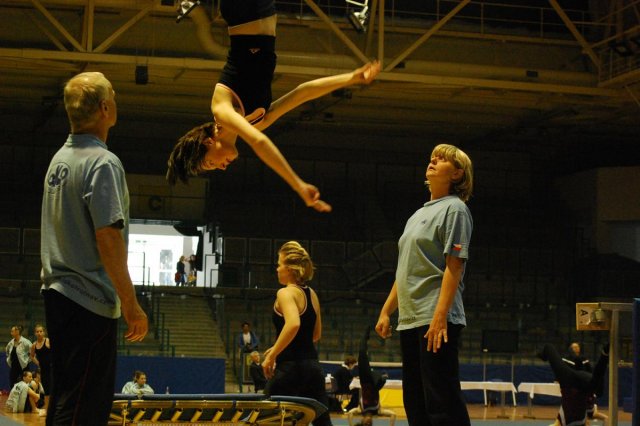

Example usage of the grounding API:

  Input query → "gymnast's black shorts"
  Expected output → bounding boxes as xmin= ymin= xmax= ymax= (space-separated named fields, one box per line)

xmin=218 ymin=34 xmax=276 ymax=120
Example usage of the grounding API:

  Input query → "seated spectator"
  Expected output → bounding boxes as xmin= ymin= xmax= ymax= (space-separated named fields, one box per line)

xmin=249 ymin=351 xmax=267 ymax=393
xmin=4 ymin=370 xmax=46 ymax=416
xmin=121 ymin=371 xmax=154 ymax=396
xmin=30 ymin=370 xmax=46 ymax=410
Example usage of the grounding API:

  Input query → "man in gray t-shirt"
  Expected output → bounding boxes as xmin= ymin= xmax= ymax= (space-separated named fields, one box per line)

xmin=40 ymin=72 xmax=148 ymax=425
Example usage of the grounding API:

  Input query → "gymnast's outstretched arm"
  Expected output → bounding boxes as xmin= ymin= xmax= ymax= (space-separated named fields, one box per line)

xmin=256 ymin=61 xmax=381 ymax=131
xmin=211 ymin=88 xmax=331 ymax=212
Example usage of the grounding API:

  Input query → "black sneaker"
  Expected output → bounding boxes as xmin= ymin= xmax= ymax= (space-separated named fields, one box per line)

xmin=176 ymin=0 xmax=200 ymax=23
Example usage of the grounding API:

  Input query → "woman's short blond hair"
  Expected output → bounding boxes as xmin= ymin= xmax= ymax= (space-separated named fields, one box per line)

xmin=429 ymin=143 xmax=474 ymax=202
xmin=278 ymin=241 xmax=315 ymax=283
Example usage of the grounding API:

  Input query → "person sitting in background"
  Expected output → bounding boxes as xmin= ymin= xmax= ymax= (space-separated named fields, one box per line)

xmin=29 ymin=370 xmax=46 ymax=410
xmin=4 ymin=370 xmax=46 ymax=416
xmin=249 ymin=351 xmax=267 ymax=393
xmin=121 ymin=371 xmax=154 ymax=396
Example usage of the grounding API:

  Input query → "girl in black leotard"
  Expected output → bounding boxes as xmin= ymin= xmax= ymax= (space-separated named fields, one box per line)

xmin=262 ymin=241 xmax=332 ymax=426
xmin=167 ymin=1 xmax=380 ymax=213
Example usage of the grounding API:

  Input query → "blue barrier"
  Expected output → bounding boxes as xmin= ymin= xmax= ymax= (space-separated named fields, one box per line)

xmin=116 ymin=355 xmax=226 ymax=394
xmin=0 ymin=355 xmax=226 ymax=395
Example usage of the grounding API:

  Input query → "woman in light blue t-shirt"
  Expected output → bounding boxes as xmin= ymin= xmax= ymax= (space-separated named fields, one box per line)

xmin=376 ymin=144 xmax=474 ymax=426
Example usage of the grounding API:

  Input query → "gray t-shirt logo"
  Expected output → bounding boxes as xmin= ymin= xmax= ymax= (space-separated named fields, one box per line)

xmin=47 ymin=162 xmax=69 ymax=191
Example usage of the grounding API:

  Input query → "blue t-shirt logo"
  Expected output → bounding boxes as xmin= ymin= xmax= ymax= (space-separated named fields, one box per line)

xmin=47 ymin=163 xmax=70 ymax=191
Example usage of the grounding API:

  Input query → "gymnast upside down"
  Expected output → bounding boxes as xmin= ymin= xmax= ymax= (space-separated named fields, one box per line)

xmin=168 ymin=0 xmax=380 ymax=212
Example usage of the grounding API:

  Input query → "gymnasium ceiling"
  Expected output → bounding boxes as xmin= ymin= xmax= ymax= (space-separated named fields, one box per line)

xmin=1 ymin=0 xmax=639 ymax=147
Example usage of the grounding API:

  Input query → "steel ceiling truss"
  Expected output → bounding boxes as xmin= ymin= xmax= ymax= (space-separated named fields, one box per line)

xmin=0 ymin=0 xmax=637 ymax=101
xmin=594 ymin=0 xmax=640 ymax=88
